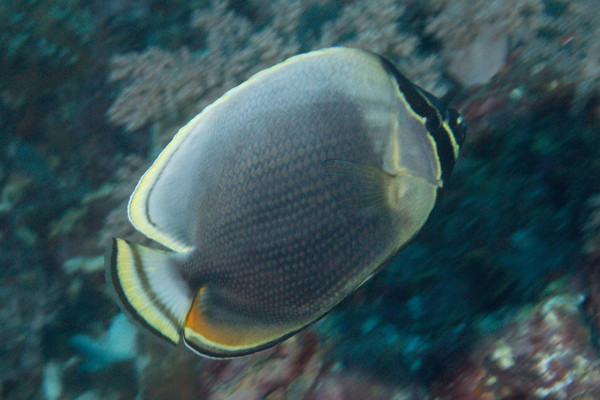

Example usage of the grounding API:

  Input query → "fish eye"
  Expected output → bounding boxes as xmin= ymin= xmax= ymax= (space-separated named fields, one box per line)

xmin=448 ymin=109 xmax=462 ymax=126
xmin=448 ymin=109 xmax=466 ymax=145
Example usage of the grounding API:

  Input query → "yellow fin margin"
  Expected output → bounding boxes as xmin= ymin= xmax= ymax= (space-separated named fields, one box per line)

xmin=108 ymin=238 xmax=189 ymax=345
xmin=127 ymin=116 xmax=203 ymax=253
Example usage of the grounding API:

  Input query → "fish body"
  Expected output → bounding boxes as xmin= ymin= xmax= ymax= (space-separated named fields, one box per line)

xmin=107 ymin=47 xmax=466 ymax=358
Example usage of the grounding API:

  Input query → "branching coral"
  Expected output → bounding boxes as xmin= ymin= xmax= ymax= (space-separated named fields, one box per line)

xmin=105 ymin=0 xmax=447 ymax=133
xmin=107 ymin=0 xmax=305 ymax=133
xmin=317 ymin=0 xmax=446 ymax=95
xmin=107 ymin=47 xmax=206 ymax=132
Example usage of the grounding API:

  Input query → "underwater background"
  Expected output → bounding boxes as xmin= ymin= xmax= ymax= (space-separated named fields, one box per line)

xmin=2 ymin=0 xmax=600 ymax=398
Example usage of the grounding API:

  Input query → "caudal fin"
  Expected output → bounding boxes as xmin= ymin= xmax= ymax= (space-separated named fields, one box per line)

xmin=106 ymin=238 xmax=193 ymax=345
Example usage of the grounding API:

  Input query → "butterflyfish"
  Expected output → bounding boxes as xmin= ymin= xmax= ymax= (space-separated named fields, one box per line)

xmin=107 ymin=47 xmax=466 ymax=358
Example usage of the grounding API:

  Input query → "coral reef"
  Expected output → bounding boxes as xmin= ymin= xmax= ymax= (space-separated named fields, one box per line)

xmin=432 ymin=289 xmax=600 ymax=399
xmin=2 ymin=0 xmax=600 ymax=399
xmin=136 ymin=331 xmax=427 ymax=400
xmin=0 ymin=261 xmax=60 ymax=400
xmin=106 ymin=0 xmax=449 ymax=137
xmin=582 ymin=194 xmax=600 ymax=257
xmin=424 ymin=0 xmax=600 ymax=104
xmin=70 ymin=313 xmax=138 ymax=372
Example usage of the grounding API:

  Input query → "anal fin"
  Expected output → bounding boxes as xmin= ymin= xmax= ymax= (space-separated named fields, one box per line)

xmin=183 ymin=288 xmax=305 ymax=358
xmin=107 ymin=238 xmax=193 ymax=345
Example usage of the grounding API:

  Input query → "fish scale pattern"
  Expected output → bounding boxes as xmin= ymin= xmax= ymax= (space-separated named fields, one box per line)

xmin=191 ymin=98 xmax=398 ymax=325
